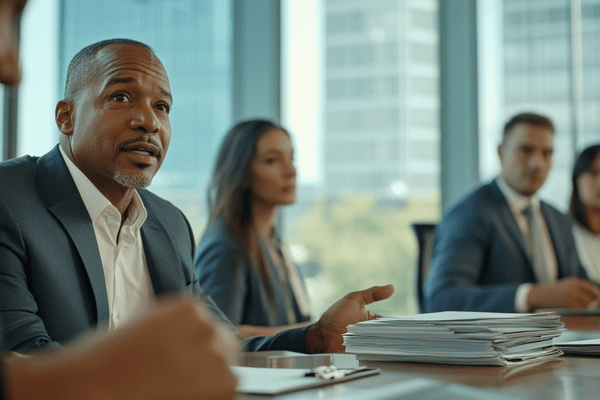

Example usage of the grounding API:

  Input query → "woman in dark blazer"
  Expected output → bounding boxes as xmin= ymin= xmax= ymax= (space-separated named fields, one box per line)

xmin=195 ymin=120 xmax=311 ymax=338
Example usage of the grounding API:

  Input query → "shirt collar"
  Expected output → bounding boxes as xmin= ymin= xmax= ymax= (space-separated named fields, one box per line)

xmin=59 ymin=145 xmax=147 ymax=225
xmin=496 ymin=176 xmax=540 ymax=214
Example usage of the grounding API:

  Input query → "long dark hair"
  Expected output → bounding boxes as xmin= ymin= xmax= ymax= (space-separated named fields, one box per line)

xmin=570 ymin=144 xmax=600 ymax=230
xmin=208 ymin=119 xmax=289 ymax=300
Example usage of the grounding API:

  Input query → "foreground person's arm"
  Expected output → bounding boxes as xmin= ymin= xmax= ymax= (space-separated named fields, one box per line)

xmin=3 ymin=297 xmax=239 ymax=400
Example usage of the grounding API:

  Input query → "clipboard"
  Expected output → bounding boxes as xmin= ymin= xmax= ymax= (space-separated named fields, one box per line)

xmin=233 ymin=366 xmax=380 ymax=395
xmin=238 ymin=351 xmax=359 ymax=369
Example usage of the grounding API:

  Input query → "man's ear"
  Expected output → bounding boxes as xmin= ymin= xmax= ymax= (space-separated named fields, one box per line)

xmin=497 ymin=144 xmax=503 ymax=163
xmin=55 ymin=100 xmax=75 ymax=135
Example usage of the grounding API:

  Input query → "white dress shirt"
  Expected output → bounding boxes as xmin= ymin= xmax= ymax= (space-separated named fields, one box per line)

xmin=495 ymin=178 xmax=558 ymax=312
xmin=59 ymin=146 xmax=155 ymax=331
xmin=573 ymin=222 xmax=600 ymax=283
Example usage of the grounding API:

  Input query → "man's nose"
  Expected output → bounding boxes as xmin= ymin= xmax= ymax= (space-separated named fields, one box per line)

xmin=130 ymin=104 xmax=160 ymax=133
xmin=528 ymin=151 xmax=544 ymax=170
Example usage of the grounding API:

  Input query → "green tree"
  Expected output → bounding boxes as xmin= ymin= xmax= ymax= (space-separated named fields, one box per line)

xmin=291 ymin=193 xmax=440 ymax=318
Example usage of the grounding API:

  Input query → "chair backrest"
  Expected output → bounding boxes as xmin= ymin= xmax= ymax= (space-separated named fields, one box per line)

xmin=411 ymin=223 xmax=436 ymax=312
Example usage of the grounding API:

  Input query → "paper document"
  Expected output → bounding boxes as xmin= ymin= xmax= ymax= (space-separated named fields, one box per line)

xmin=537 ymin=308 xmax=600 ymax=316
xmin=344 ymin=311 xmax=564 ymax=366
xmin=233 ymin=366 xmax=379 ymax=395
xmin=554 ymin=338 xmax=600 ymax=355
xmin=234 ymin=371 xmax=512 ymax=400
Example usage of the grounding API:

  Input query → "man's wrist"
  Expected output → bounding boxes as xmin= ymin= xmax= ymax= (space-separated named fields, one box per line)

xmin=305 ymin=323 xmax=325 ymax=354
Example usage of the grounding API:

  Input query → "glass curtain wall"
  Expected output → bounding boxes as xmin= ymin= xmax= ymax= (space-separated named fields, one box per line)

xmin=57 ymin=0 xmax=233 ymax=237
xmin=480 ymin=0 xmax=600 ymax=211
xmin=5 ymin=0 xmax=232 ymax=237
xmin=282 ymin=0 xmax=441 ymax=318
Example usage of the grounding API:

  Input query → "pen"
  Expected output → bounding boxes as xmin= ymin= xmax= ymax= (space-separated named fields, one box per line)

xmin=304 ymin=365 xmax=369 ymax=380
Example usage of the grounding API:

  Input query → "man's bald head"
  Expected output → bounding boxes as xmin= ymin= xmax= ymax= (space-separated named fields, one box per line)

xmin=63 ymin=38 xmax=154 ymax=101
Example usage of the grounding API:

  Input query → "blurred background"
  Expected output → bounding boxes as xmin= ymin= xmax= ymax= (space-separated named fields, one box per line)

xmin=3 ymin=0 xmax=600 ymax=318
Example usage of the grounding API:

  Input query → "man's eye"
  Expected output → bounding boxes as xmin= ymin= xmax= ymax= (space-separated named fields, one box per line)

xmin=112 ymin=93 xmax=128 ymax=102
xmin=156 ymin=103 xmax=170 ymax=113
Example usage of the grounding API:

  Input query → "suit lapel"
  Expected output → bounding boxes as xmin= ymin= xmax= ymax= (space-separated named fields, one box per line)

xmin=141 ymin=209 xmax=187 ymax=295
xmin=37 ymin=146 xmax=110 ymax=324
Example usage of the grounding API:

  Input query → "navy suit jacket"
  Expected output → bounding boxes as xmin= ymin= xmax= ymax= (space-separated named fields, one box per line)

xmin=0 ymin=146 xmax=307 ymax=353
xmin=423 ymin=180 xmax=588 ymax=313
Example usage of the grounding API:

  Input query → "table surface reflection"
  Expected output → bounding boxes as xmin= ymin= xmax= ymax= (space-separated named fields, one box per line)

xmin=237 ymin=316 xmax=600 ymax=400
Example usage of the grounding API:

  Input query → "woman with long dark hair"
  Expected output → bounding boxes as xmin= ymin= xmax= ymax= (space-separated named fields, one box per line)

xmin=570 ymin=144 xmax=600 ymax=282
xmin=195 ymin=120 xmax=311 ymax=338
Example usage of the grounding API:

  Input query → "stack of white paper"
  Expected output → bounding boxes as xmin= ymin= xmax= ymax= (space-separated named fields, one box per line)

xmin=343 ymin=311 xmax=564 ymax=366
xmin=554 ymin=338 xmax=600 ymax=355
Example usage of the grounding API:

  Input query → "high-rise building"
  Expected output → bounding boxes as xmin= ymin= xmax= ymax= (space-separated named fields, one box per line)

xmin=502 ymin=0 xmax=600 ymax=208
xmin=58 ymin=0 xmax=232 ymax=216
xmin=323 ymin=0 xmax=439 ymax=201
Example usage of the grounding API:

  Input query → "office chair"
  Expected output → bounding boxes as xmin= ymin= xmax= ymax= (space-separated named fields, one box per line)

xmin=411 ymin=223 xmax=436 ymax=313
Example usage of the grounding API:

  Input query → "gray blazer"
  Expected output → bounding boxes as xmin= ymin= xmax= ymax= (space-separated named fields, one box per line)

xmin=195 ymin=219 xmax=310 ymax=327
xmin=423 ymin=180 xmax=588 ymax=313
xmin=0 ymin=146 xmax=308 ymax=353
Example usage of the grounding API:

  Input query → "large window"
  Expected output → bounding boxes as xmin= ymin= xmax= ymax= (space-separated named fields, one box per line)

xmin=12 ymin=0 xmax=232 ymax=238
xmin=17 ymin=0 xmax=59 ymax=160
xmin=282 ymin=0 xmax=441 ymax=318
xmin=479 ymin=0 xmax=600 ymax=211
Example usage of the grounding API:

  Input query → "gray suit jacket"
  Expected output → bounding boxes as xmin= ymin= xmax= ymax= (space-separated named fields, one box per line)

xmin=0 ymin=146 xmax=307 ymax=353
xmin=423 ymin=180 xmax=589 ymax=313
xmin=195 ymin=219 xmax=311 ymax=327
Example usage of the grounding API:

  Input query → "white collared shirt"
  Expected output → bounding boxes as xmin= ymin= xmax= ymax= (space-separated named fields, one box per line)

xmin=573 ymin=222 xmax=600 ymax=283
xmin=496 ymin=177 xmax=558 ymax=312
xmin=59 ymin=146 xmax=155 ymax=331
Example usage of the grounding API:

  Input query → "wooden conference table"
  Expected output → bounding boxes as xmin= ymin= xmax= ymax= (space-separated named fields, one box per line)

xmin=237 ymin=316 xmax=600 ymax=400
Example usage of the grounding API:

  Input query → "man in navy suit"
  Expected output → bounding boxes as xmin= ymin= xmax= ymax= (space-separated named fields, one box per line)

xmin=424 ymin=113 xmax=600 ymax=313
xmin=0 ymin=37 xmax=394 ymax=355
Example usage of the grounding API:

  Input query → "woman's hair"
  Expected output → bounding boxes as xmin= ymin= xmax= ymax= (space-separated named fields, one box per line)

xmin=208 ymin=119 xmax=289 ymax=299
xmin=570 ymin=144 xmax=600 ymax=230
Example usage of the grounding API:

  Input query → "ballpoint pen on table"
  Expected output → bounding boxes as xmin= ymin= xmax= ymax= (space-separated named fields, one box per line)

xmin=304 ymin=365 xmax=369 ymax=380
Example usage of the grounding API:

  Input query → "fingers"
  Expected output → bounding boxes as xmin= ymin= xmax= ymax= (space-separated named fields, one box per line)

xmin=556 ymin=278 xmax=600 ymax=309
xmin=579 ymin=280 xmax=600 ymax=298
xmin=565 ymin=278 xmax=600 ymax=299
xmin=587 ymin=299 xmax=600 ymax=309
xmin=574 ymin=285 xmax=600 ymax=308
xmin=351 ymin=284 xmax=395 ymax=305
xmin=211 ymin=317 xmax=242 ymax=367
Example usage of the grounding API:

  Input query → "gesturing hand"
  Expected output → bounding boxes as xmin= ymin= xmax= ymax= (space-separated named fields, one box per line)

xmin=528 ymin=277 xmax=600 ymax=310
xmin=305 ymin=284 xmax=395 ymax=353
